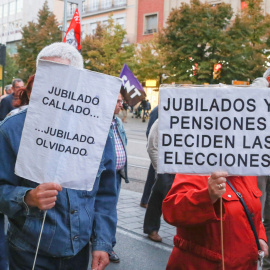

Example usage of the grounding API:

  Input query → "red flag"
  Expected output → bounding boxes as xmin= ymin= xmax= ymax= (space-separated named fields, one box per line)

xmin=63 ymin=8 xmax=81 ymax=50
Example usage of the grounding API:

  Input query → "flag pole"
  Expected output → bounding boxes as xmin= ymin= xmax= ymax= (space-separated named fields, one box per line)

xmin=32 ymin=210 xmax=47 ymax=270
xmin=220 ymin=197 xmax=225 ymax=270
xmin=63 ymin=0 xmax=67 ymax=40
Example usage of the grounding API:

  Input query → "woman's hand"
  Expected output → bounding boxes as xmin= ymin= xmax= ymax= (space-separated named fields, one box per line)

xmin=208 ymin=171 xmax=228 ymax=204
xmin=259 ymin=239 xmax=269 ymax=257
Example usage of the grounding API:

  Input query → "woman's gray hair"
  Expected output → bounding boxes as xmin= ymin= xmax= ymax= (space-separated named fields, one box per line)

xmin=251 ymin=77 xmax=269 ymax=88
xmin=36 ymin=42 xmax=83 ymax=69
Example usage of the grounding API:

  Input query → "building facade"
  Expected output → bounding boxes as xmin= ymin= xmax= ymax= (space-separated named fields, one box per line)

xmin=67 ymin=0 xmax=138 ymax=44
xmin=1 ymin=0 xmax=270 ymax=53
xmin=164 ymin=1 xmax=270 ymax=25
xmin=0 ymin=0 xmax=63 ymax=54
xmin=138 ymin=0 xmax=270 ymax=42
xmin=136 ymin=0 xmax=163 ymax=43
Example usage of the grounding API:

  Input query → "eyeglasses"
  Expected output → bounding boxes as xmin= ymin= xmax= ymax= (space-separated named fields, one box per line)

xmin=117 ymin=100 xmax=123 ymax=104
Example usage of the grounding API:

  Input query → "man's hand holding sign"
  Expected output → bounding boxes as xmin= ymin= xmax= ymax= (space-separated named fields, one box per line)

xmin=160 ymin=86 xmax=269 ymax=270
xmin=25 ymin=182 xmax=62 ymax=210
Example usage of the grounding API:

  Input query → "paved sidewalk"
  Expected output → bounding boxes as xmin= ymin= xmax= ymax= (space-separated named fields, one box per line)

xmin=117 ymin=189 xmax=176 ymax=247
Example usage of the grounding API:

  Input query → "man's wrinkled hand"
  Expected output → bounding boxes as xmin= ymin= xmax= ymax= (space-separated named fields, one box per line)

xmin=91 ymin=251 xmax=109 ymax=270
xmin=24 ymin=182 xmax=62 ymax=210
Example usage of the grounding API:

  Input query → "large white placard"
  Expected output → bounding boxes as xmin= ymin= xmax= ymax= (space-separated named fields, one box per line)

xmin=158 ymin=86 xmax=270 ymax=176
xmin=15 ymin=60 xmax=122 ymax=191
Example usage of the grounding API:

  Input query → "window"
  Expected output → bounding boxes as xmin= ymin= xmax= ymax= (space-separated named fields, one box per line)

xmin=116 ymin=17 xmax=125 ymax=29
xmin=3 ymin=4 xmax=8 ymax=17
xmin=67 ymin=3 xmax=71 ymax=14
xmin=89 ymin=0 xmax=99 ymax=11
xmin=16 ymin=0 xmax=23 ymax=13
xmin=68 ymin=3 xmax=77 ymax=15
xmin=208 ymin=0 xmax=222 ymax=7
xmin=82 ymin=1 xmax=87 ymax=13
xmin=9 ymin=2 xmax=16 ymax=15
xmin=81 ymin=24 xmax=86 ymax=39
xmin=8 ymin=22 xmax=15 ymax=34
xmin=144 ymin=14 xmax=158 ymax=34
xmin=90 ymin=23 xmax=97 ymax=35
xmin=16 ymin=20 xmax=22 ymax=33
xmin=114 ymin=0 xmax=126 ymax=6
xmin=7 ymin=42 xmax=18 ymax=55
xmin=102 ymin=0 xmax=112 ymax=9
xmin=71 ymin=4 xmax=76 ymax=15
xmin=3 ymin=23 xmax=8 ymax=35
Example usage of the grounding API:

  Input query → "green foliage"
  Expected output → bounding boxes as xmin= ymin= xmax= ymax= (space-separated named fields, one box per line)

xmin=158 ymin=0 xmax=270 ymax=84
xmin=132 ymin=37 xmax=169 ymax=84
xmin=4 ymin=51 xmax=20 ymax=84
xmin=222 ymin=0 xmax=270 ymax=83
xmin=81 ymin=16 xmax=135 ymax=76
xmin=159 ymin=0 xmax=233 ymax=84
xmin=16 ymin=0 xmax=62 ymax=81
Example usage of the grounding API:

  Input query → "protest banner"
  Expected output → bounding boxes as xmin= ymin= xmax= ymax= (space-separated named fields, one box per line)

xmin=158 ymin=86 xmax=270 ymax=176
xmin=120 ymin=64 xmax=146 ymax=106
xmin=15 ymin=60 xmax=122 ymax=191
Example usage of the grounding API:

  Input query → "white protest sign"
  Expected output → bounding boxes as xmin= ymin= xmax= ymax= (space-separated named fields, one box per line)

xmin=158 ymin=86 xmax=270 ymax=176
xmin=15 ymin=60 xmax=122 ymax=191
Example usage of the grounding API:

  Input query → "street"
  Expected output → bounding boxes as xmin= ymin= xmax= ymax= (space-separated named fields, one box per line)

xmin=121 ymin=112 xmax=150 ymax=193
xmin=97 ymin=111 xmax=174 ymax=270
xmin=106 ymin=228 xmax=171 ymax=270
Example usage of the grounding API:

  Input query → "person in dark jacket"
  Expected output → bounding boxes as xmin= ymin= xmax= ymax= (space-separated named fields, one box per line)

xmin=143 ymin=119 xmax=174 ymax=242
xmin=140 ymin=98 xmax=148 ymax=122
xmin=0 ymin=79 xmax=24 ymax=121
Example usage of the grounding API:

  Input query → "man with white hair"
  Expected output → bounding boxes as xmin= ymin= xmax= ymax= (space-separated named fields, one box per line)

xmin=0 ymin=42 xmax=125 ymax=270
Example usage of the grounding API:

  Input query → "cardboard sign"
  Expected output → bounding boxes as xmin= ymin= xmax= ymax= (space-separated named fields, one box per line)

xmin=158 ymin=86 xmax=270 ymax=176
xmin=15 ymin=60 xmax=122 ymax=191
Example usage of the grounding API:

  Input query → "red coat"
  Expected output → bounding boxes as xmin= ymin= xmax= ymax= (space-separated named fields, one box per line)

xmin=162 ymin=175 xmax=266 ymax=270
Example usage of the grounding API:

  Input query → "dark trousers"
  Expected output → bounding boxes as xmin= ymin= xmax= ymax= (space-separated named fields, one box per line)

xmin=0 ymin=213 xmax=8 ymax=270
xmin=112 ymin=173 xmax=122 ymax=249
xmin=143 ymin=174 xmax=175 ymax=234
xmin=9 ymin=242 xmax=89 ymax=270
xmin=141 ymin=163 xmax=156 ymax=205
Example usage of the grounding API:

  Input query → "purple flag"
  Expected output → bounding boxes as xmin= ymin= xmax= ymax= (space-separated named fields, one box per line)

xmin=119 ymin=64 xmax=146 ymax=106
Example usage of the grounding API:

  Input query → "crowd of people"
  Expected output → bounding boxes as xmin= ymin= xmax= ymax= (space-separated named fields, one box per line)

xmin=0 ymin=41 xmax=270 ymax=270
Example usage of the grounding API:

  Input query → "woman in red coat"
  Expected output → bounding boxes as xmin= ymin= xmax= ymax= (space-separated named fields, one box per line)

xmin=162 ymin=171 xmax=268 ymax=270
